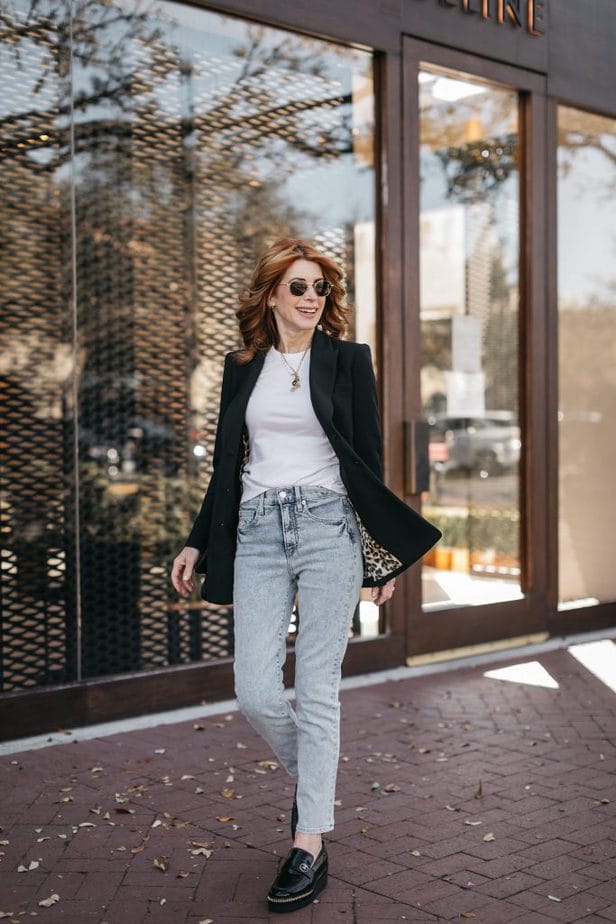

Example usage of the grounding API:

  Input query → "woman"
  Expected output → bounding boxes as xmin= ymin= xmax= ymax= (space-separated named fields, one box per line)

xmin=171 ymin=238 xmax=441 ymax=913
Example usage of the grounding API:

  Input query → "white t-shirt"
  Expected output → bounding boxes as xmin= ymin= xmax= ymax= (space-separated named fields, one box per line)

xmin=240 ymin=345 xmax=348 ymax=503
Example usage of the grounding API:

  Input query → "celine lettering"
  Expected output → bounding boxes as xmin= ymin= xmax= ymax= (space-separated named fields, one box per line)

xmin=415 ymin=0 xmax=546 ymax=36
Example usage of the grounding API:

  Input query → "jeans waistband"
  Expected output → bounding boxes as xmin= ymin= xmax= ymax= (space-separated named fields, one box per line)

xmin=240 ymin=485 xmax=346 ymax=514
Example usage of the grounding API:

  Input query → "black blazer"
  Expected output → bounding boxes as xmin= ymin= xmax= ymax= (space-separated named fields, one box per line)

xmin=186 ymin=327 xmax=441 ymax=604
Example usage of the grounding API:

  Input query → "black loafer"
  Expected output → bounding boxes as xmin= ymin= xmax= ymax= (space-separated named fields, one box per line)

xmin=290 ymin=783 xmax=298 ymax=839
xmin=267 ymin=843 xmax=328 ymax=913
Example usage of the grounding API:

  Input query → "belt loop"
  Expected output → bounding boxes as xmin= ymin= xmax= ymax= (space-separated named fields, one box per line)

xmin=294 ymin=485 xmax=302 ymax=512
xmin=257 ymin=491 xmax=265 ymax=516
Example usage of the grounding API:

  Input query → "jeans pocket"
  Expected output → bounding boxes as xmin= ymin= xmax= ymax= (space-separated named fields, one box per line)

xmin=237 ymin=504 xmax=259 ymax=534
xmin=301 ymin=494 xmax=347 ymax=526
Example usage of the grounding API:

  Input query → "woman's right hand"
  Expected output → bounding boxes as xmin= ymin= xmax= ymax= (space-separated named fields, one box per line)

xmin=171 ymin=546 xmax=200 ymax=597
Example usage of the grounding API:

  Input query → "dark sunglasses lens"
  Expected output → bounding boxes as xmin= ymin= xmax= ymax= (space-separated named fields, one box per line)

xmin=287 ymin=279 xmax=331 ymax=297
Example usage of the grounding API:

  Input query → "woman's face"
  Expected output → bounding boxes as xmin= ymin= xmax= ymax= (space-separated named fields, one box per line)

xmin=270 ymin=258 xmax=327 ymax=342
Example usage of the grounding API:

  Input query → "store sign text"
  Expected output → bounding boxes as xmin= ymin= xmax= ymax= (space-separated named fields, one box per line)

xmin=415 ymin=0 xmax=546 ymax=37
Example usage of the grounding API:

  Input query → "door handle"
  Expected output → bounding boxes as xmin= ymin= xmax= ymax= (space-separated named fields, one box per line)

xmin=403 ymin=419 xmax=430 ymax=495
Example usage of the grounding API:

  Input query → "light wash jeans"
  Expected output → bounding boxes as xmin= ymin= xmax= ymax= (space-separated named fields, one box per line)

xmin=232 ymin=485 xmax=364 ymax=834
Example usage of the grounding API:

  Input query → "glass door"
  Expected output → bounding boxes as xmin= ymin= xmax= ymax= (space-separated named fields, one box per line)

xmin=403 ymin=40 xmax=546 ymax=655
xmin=419 ymin=66 xmax=522 ymax=609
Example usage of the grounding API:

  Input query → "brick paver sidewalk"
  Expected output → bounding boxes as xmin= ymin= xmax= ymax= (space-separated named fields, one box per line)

xmin=1 ymin=644 xmax=615 ymax=922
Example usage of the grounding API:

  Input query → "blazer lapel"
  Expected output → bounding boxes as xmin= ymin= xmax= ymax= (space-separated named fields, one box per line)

xmin=223 ymin=348 xmax=265 ymax=441
xmin=309 ymin=327 xmax=338 ymax=432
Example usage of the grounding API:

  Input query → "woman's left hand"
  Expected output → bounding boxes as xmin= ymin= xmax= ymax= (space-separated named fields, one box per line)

xmin=371 ymin=578 xmax=396 ymax=605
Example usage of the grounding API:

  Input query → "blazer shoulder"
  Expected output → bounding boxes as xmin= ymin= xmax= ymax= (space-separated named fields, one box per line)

xmin=224 ymin=349 xmax=245 ymax=370
xmin=333 ymin=337 xmax=370 ymax=355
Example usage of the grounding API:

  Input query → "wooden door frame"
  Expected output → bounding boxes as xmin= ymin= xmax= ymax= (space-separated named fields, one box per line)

xmin=399 ymin=37 xmax=549 ymax=656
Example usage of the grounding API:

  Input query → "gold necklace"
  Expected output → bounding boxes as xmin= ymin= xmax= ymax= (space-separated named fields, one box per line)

xmin=278 ymin=343 xmax=310 ymax=391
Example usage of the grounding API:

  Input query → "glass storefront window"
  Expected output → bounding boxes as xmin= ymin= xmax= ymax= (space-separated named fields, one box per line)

xmin=418 ymin=67 xmax=523 ymax=611
xmin=0 ymin=0 xmax=376 ymax=690
xmin=557 ymin=107 xmax=616 ymax=609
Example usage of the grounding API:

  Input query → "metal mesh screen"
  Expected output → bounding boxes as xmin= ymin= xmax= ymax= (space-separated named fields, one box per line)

xmin=1 ymin=0 xmax=376 ymax=692
xmin=0 ymin=1 xmax=75 ymax=690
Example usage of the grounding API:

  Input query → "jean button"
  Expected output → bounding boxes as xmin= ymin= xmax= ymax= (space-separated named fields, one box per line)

xmin=279 ymin=490 xmax=287 ymax=498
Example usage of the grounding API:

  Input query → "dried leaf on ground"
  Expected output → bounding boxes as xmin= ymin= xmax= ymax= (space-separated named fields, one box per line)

xmin=153 ymin=856 xmax=169 ymax=872
xmin=39 ymin=894 xmax=60 ymax=908
xmin=131 ymin=835 xmax=150 ymax=855
xmin=482 ymin=832 xmax=496 ymax=842
xmin=474 ymin=780 xmax=483 ymax=799
xmin=17 ymin=860 xmax=39 ymax=872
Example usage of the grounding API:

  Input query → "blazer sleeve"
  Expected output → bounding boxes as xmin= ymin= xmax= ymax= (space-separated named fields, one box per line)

xmin=185 ymin=351 xmax=235 ymax=552
xmin=352 ymin=343 xmax=384 ymax=482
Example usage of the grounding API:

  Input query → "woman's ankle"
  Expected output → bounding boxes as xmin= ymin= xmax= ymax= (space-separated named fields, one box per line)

xmin=293 ymin=831 xmax=322 ymax=857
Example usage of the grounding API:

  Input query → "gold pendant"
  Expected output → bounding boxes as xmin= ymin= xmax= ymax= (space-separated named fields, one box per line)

xmin=291 ymin=374 xmax=300 ymax=390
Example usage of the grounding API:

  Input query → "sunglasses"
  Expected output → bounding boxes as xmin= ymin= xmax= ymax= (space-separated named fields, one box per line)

xmin=278 ymin=278 xmax=332 ymax=298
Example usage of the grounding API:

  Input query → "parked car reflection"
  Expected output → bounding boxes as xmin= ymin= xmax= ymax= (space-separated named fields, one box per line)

xmin=78 ymin=417 xmax=206 ymax=477
xmin=428 ymin=411 xmax=521 ymax=476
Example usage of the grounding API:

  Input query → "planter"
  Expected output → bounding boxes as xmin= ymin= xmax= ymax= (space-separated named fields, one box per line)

xmin=434 ymin=546 xmax=452 ymax=569
xmin=450 ymin=547 xmax=470 ymax=572
xmin=422 ymin=548 xmax=437 ymax=567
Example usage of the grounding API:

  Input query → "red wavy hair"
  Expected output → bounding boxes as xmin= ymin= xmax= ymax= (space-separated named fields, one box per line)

xmin=233 ymin=238 xmax=351 ymax=365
